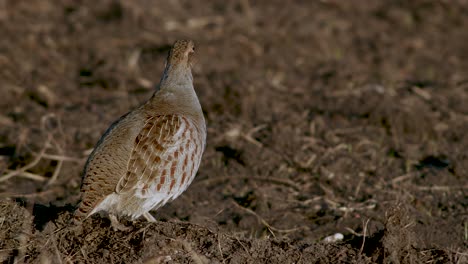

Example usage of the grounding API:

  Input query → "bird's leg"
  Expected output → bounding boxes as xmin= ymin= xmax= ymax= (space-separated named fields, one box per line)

xmin=143 ymin=212 xmax=156 ymax=222
xmin=109 ymin=214 xmax=132 ymax=231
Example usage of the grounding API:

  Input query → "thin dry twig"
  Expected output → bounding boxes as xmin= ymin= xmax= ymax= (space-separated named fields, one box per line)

xmin=354 ymin=172 xmax=366 ymax=198
xmin=46 ymin=137 xmax=65 ymax=186
xmin=35 ymin=153 xmax=84 ymax=162
xmin=0 ymin=186 xmax=64 ymax=198
xmin=0 ymin=113 xmax=76 ymax=185
xmin=360 ymin=218 xmax=371 ymax=255
xmin=250 ymin=176 xmax=299 ymax=190
xmin=243 ymin=125 xmax=266 ymax=148
xmin=413 ymin=184 xmax=468 ymax=191
xmin=44 ymin=114 xmax=67 ymax=186
xmin=345 ymin=227 xmax=361 ymax=236
xmin=231 ymin=200 xmax=300 ymax=236
xmin=3 ymin=170 xmax=48 ymax=182
xmin=47 ymin=158 xmax=63 ymax=186
xmin=164 ymin=16 xmax=224 ymax=31
xmin=391 ymin=172 xmax=417 ymax=185
xmin=198 ymin=175 xmax=300 ymax=191
xmin=0 ymin=134 xmax=52 ymax=183
xmin=234 ymin=236 xmax=250 ymax=257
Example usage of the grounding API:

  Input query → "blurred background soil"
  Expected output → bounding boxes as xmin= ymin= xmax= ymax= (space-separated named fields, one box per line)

xmin=0 ymin=0 xmax=467 ymax=263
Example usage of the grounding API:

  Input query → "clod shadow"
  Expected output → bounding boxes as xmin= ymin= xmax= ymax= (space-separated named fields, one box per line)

xmin=31 ymin=202 xmax=75 ymax=231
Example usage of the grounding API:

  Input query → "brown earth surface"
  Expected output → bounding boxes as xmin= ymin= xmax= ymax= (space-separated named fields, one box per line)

xmin=0 ymin=0 xmax=467 ymax=263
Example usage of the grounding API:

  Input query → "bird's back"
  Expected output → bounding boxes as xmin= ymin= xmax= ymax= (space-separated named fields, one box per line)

xmin=74 ymin=109 xmax=146 ymax=221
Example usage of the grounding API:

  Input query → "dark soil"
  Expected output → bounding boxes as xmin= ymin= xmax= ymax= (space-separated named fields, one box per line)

xmin=0 ymin=0 xmax=467 ymax=263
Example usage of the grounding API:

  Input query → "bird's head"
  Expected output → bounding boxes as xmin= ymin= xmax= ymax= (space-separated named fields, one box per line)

xmin=167 ymin=40 xmax=195 ymax=68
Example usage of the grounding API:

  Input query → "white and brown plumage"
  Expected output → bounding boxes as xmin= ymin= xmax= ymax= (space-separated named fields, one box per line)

xmin=74 ymin=40 xmax=206 ymax=226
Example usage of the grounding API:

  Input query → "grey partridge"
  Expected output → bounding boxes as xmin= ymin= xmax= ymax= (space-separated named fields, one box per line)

xmin=73 ymin=40 xmax=206 ymax=227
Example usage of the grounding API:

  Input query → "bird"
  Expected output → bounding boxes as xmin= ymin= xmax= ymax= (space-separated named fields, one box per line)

xmin=73 ymin=40 xmax=206 ymax=229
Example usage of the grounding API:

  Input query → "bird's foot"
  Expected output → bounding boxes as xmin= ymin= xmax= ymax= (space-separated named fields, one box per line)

xmin=109 ymin=214 xmax=133 ymax=232
xmin=143 ymin=212 xmax=156 ymax=222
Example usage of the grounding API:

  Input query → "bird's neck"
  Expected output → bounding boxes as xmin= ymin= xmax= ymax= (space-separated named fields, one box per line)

xmin=147 ymin=64 xmax=202 ymax=118
xmin=157 ymin=64 xmax=193 ymax=91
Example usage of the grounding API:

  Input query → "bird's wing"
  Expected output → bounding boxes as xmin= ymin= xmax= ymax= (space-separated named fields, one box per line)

xmin=75 ymin=111 xmax=146 ymax=220
xmin=116 ymin=114 xmax=190 ymax=197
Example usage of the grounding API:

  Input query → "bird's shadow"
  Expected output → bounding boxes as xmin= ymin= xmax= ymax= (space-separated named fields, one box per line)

xmin=20 ymin=199 xmax=76 ymax=231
